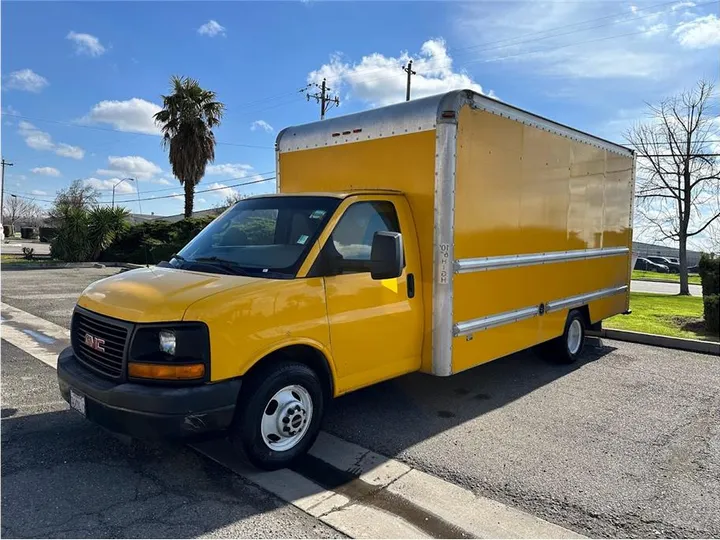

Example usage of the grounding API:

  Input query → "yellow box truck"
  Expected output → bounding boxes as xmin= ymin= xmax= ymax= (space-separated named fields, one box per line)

xmin=58 ymin=90 xmax=635 ymax=469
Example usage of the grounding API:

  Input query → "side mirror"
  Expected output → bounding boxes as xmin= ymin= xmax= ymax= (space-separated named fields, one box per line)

xmin=370 ymin=231 xmax=403 ymax=280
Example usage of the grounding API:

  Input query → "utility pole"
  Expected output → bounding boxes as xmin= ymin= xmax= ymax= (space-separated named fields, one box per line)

xmin=306 ymin=78 xmax=340 ymax=120
xmin=402 ymin=60 xmax=416 ymax=102
xmin=1 ymin=158 xmax=14 ymax=221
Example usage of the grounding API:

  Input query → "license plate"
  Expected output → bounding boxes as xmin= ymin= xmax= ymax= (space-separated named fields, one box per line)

xmin=70 ymin=390 xmax=86 ymax=416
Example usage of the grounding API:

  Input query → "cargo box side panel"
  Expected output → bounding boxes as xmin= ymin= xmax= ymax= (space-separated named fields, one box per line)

xmin=278 ymin=131 xmax=438 ymax=370
xmin=451 ymin=106 xmax=633 ymax=374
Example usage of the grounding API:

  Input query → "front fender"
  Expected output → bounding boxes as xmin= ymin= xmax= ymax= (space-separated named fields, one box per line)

xmin=183 ymin=277 xmax=332 ymax=383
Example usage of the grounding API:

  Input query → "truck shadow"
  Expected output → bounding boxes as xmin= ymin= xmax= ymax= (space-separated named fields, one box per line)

xmin=322 ymin=338 xmax=616 ymax=459
xmin=1 ymin=340 xmax=615 ymax=538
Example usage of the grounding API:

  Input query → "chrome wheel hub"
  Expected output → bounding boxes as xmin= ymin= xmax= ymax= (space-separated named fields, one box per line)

xmin=261 ymin=385 xmax=313 ymax=451
xmin=567 ymin=319 xmax=583 ymax=355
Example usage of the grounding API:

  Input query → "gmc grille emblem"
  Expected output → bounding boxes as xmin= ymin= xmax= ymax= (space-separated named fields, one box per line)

xmin=84 ymin=333 xmax=106 ymax=352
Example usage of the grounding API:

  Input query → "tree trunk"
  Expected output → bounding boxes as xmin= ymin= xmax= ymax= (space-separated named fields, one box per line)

xmin=184 ymin=181 xmax=194 ymax=219
xmin=678 ymin=234 xmax=690 ymax=295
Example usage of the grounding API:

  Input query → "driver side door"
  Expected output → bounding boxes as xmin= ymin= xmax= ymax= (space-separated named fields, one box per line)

xmin=310 ymin=196 xmax=423 ymax=393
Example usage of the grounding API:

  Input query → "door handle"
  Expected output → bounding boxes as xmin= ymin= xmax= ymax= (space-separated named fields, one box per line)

xmin=407 ymin=273 xmax=415 ymax=299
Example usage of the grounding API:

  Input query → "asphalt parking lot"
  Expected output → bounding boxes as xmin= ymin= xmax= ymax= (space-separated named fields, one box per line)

xmin=2 ymin=267 xmax=719 ymax=538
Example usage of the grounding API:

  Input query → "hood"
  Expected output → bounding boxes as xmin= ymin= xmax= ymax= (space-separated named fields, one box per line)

xmin=77 ymin=266 xmax=262 ymax=322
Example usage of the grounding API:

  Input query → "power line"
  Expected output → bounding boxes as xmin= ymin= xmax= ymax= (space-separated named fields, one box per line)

xmin=9 ymin=174 xmax=277 ymax=207
xmin=316 ymin=0 xmax=708 ymax=86
xmin=2 ymin=113 xmax=275 ymax=150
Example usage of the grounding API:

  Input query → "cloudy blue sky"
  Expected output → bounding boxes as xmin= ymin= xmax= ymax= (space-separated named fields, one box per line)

xmin=2 ymin=0 xmax=718 ymax=219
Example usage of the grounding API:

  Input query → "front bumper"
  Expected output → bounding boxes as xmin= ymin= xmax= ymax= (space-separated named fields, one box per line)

xmin=57 ymin=347 xmax=242 ymax=440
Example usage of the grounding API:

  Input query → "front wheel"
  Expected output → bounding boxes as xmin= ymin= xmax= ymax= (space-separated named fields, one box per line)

xmin=538 ymin=309 xmax=587 ymax=364
xmin=231 ymin=362 xmax=324 ymax=470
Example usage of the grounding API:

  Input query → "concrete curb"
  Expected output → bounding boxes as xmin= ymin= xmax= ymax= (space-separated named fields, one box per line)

xmin=0 ymin=262 xmax=145 ymax=271
xmin=588 ymin=328 xmax=719 ymax=355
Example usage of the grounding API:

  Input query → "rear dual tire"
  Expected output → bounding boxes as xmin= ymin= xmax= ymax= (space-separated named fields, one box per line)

xmin=538 ymin=309 xmax=587 ymax=364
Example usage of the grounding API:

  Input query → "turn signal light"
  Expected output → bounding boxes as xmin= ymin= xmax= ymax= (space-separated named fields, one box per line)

xmin=128 ymin=362 xmax=205 ymax=380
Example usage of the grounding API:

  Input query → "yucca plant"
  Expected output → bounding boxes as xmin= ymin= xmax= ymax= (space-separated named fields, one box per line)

xmin=50 ymin=204 xmax=91 ymax=262
xmin=88 ymin=206 xmax=130 ymax=260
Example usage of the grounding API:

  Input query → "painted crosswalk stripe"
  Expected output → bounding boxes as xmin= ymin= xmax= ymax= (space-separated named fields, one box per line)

xmin=0 ymin=301 xmax=585 ymax=539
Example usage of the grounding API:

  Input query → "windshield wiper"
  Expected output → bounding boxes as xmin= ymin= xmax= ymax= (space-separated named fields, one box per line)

xmin=191 ymin=256 xmax=249 ymax=276
xmin=171 ymin=253 xmax=187 ymax=262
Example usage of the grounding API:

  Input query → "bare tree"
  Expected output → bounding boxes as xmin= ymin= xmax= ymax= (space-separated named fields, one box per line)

xmin=2 ymin=195 xmax=44 ymax=229
xmin=213 ymin=192 xmax=247 ymax=212
xmin=47 ymin=179 xmax=100 ymax=224
xmin=626 ymin=80 xmax=720 ymax=295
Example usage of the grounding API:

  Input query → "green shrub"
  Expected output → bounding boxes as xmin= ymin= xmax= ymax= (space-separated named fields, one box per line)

xmin=703 ymin=294 xmax=719 ymax=335
xmin=698 ymin=253 xmax=719 ymax=296
xmin=101 ymin=216 xmax=216 ymax=264
xmin=698 ymin=254 xmax=720 ymax=333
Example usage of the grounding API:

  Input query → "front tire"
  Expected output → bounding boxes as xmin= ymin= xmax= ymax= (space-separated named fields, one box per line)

xmin=231 ymin=362 xmax=324 ymax=470
xmin=540 ymin=309 xmax=587 ymax=364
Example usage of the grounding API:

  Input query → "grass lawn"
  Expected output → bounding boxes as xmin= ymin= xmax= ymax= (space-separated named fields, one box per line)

xmin=606 ymin=292 xmax=718 ymax=342
xmin=0 ymin=254 xmax=52 ymax=265
xmin=632 ymin=270 xmax=702 ymax=285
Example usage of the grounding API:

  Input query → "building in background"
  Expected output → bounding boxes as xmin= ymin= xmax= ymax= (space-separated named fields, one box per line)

xmin=632 ymin=241 xmax=704 ymax=266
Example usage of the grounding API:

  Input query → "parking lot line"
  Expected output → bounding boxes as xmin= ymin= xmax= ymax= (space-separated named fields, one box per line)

xmin=0 ymin=301 xmax=584 ymax=539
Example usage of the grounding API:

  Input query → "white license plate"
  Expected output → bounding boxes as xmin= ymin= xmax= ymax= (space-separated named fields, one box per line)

xmin=70 ymin=390 xmax=86 ymax=416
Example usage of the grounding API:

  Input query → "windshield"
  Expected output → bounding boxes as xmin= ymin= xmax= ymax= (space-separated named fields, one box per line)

xmin=173 ymin=196 xmax=340 ymax=277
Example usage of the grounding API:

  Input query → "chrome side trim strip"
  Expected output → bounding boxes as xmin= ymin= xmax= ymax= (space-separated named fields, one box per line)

xmin=453 ymin=285 xmax=628 ymax=337
xmin=545 ymin=285 xmax=628 ymax=314
xmin=455 ymin=246 xmax=629 ymax=274
xmin=454 ymin=306 xmax=539 ymax=337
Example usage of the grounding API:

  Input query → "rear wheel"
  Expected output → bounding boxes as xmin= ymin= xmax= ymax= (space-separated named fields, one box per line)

xmin=231 ymin=361 xmax=324 ymax=470
xmin=539 ymin=309 xmax=586 ymax=364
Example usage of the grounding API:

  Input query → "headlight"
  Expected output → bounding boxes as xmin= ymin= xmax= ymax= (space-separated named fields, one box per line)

xmin=129 ymin=323 xmax=210 ymax=382
xmin=159 ymin=330 xmax=176 ymax=355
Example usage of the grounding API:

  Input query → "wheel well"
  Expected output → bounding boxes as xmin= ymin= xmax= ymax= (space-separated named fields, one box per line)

xmin=573 ymin=305 xmax=592 ymax=328
xmin=245 ymin=345 xmax=334 ymax=402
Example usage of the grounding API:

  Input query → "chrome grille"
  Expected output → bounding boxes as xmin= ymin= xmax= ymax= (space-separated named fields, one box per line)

xmin=72 ymin=310 xmax=129 ymax=379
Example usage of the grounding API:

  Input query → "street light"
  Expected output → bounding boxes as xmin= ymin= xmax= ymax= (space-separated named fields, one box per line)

xmin=112 ymin=178 xmax=135 ymax=209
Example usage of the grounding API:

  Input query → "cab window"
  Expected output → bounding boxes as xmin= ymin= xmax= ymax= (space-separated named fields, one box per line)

xmin=314 ymin=201 xmax=401 ymax=276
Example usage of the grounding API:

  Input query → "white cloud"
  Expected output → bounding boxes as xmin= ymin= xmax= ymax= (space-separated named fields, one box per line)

xmin=671 ymin=2 xmax=696 ymax=11
xmin=308 ymin=39 xmax=485 ymax=107
xmin=18 ymin=121 xmax=85 ymax=159
xmin=31 ymin=167 xmax=61 ymax=177
xmin=3 ymin=69 xmax=49 ymax=93
xmin=196 ymin=198 xmax=207 ymax=204
xmin=81 ymin=98 xmax=161 ymax=135
xmin=206 ymin=163 xmax=255 ymax=177
xmin=208 ymin=182 xmax=238 ymax=200
xmin=1 ymin=104 xmax=20 ymax=116
xmin=31 ymin=190 xmax=48 ymax=196
xmin=149 ymin=177 xmax=173 ymax=185
xmin=198 ymin=20 xmax=226 ymax=37
xmin=673 ymin=14 xmax=720 ymax=48
xmin=97 ymin=155 xmax=162 ymax=180
xmin=84 ymin=177 xmax=136 ymax=194
xmin=454 ymin=2 xmax=696 ymax=80
xmin=66 ymin=31 xmax=106 ymax=56
xmin=251 ymin=120 xmax=274 ymax=133
xmin=641 ymin=23 xmax=669 ymax=36
xmin=171 ymin=192 xmax=184 ymax=200
xmin=55 ymin=143 xmax=85 ymax=159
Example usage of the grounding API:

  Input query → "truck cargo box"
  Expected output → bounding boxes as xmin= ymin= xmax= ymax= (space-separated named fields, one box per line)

xmin=277 ymin=89 xmax=635 ymax=376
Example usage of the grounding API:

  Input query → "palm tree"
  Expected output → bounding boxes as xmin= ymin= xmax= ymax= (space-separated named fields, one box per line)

xmin=154 ymin=76 xmax=225 ymax=218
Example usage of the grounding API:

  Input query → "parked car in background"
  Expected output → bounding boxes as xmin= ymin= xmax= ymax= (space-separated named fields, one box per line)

xmin=646 ymin=256 xmax=680 ymax=273
xmin=635 ymin=257 xmax=670 ymax=273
